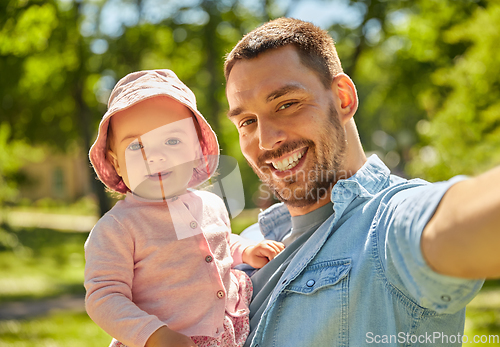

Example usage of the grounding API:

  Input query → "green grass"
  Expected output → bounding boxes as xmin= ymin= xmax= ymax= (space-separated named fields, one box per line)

xmin=0 ymin=311 xmax=112 ymax=346
xmin=463 ymin=282 xmax=500 ymax=346
xmin=0 ymin=225 xmax=110 ymax=345
xmin=8 ymin=196 xmax=99 ymax=216
xmin=0 ymin=226 xmax=87 ymax=303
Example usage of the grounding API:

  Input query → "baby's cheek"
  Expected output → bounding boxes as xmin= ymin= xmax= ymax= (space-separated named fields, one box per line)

xmin=124 ymin=153 xmax=148 ymax=189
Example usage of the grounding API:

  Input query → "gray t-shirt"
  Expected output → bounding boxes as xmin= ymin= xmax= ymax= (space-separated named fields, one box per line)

xmin=244 ymin=202 xmax=334 ymax=347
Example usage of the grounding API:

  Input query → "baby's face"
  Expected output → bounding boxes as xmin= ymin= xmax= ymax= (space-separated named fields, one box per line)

xmin=108 ymin=97 xmax=201 ymax=200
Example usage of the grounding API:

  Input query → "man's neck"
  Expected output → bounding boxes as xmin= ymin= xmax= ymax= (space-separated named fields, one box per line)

xmin=287 ymin=191 xmax=333 ymax=217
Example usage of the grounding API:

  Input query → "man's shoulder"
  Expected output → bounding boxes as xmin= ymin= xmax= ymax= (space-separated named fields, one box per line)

xmin=376 ymin=174 xmax=431 ymax=202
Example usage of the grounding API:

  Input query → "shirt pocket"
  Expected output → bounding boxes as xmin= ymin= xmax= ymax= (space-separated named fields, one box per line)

xmin=286 ymin=258 xmax=352 ymax=295
xmin=264 ymin=258 xmax=352 ymax=347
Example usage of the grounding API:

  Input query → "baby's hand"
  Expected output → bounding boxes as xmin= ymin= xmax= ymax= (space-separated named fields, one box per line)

xmin=242 ymin=240 xmax=285 ymax=269
xmin=145 ymin=326 xmax=197 ymax=347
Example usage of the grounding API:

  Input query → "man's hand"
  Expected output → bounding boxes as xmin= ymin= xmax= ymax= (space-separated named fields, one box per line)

xmin=242 ymin=240 xmax=285 ymax=268
xmin=145 ymin=326 xmax=197 ymax=347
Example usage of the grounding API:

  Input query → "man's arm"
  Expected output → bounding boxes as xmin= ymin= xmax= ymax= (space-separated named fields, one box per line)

xmin=421 ymin=165 xmax=500 ymax=279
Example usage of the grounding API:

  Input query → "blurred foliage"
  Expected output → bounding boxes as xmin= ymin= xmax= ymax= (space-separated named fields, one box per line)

xmin=13 ymin=195 xmax=99 ymax=215
xmin=345 ymin=0 xmax=499 ymax=181
xmin=0 ymin=123 xmax=44 ymax=204
xmin=0 ymin=226 xmax=88 ymax=302
xmin=0 ymin=311 xmax=112 ymax=345
xmin=1 ymin=0 xmax=499 ymax=215
xmin=407 ymin=0 xmax=500 ymax=180
xmin=0 ymin=123 xmax=44 ymax=251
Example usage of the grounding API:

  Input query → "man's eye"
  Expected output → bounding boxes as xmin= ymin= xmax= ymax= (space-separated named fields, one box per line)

xmin=127 ymin=142 xmax=143 ymax=151
xmin=240 ymin=119 xmax=256 ymax=127
xmin=278 ymin=102 xmax=294 ymax=110
xmin=166 ymin=138 xmax=181 ymax=145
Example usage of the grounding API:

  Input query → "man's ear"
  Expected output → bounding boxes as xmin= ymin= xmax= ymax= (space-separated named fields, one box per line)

xmin=107 ymin=149 xmax=122 ymax=177
xmin=331 ymin=73 xmax=358 ymax=126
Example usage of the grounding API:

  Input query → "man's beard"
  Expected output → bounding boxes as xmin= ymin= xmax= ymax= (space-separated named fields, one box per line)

xmin=250 ymin=105 xmax=347 ymax=207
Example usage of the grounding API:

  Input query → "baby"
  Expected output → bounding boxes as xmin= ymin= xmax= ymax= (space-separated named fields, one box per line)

xmin=85 ymin=70 xmax=284 ymax=347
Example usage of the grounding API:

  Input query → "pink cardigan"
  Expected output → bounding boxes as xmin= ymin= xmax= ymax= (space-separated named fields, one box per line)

xmin=84 ymin=190 xmax=255 ymax=347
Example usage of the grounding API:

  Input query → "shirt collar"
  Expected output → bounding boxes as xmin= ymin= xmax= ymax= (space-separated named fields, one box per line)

xmin=331 ymin=154 xmax=391 ymax=203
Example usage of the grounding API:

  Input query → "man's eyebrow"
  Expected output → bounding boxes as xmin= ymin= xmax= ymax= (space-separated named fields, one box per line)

xmin=265 ymin=84 xmax=305 ymax=102
xmin=227 ymin=107 xmax=243 ymax=118
xmin=227 ymin=84 xmax=305 ymax=118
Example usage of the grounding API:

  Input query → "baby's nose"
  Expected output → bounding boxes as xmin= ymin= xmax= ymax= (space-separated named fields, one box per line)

xmin=143 ymin=144 xmax=168 ymax=162
xmin=147 ymin=150 xmax=167 ymax=163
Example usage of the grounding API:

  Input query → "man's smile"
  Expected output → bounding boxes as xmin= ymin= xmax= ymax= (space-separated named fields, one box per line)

xmin=267 ymin=147 xmax=307 ymax=172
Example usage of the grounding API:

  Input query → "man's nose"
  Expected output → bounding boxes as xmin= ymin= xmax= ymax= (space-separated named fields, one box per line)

xmin=258 ymin=118 xmax=287 ymax=150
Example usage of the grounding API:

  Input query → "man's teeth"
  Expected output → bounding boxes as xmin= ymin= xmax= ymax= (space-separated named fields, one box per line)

xmin=272 ymin=150 xmax=304 ymax=171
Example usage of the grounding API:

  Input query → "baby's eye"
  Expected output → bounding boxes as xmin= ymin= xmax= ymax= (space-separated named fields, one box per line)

xmin=166 ymin=138 xmax=181 ymax=146
xmin=127 ymin=142 xmax=143 ymax=151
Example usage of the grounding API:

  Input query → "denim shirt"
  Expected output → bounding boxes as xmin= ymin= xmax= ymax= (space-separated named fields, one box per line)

xmin=246 ymin=155 xmax=484 ymax=347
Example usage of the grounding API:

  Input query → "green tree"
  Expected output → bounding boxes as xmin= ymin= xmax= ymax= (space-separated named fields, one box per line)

xmin=0 ymin=123 xmax=43 ymax=251
xmin=408 ymin=0 xmax=500 ymax=180
xmin=336 ymin=0 xmax=496 ymax=180
xmin=1 ymin=0 xmax=112 ymax=214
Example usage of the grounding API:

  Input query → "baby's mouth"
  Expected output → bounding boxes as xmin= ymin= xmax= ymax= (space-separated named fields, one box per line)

xmin=147 ymin=171 xmax=172 ymax=181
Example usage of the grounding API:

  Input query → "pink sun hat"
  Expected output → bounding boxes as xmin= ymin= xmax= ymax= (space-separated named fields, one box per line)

xmin=89 ymin=69 xmax=219 ymax=194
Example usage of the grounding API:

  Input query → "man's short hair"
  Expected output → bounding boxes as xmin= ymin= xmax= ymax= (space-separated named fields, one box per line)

xmin=224 ymin=17 xmax=343 ymax=88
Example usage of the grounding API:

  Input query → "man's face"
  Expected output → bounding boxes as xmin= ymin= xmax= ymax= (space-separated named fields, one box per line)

xmin=226 ymin=46 xmax=347 ymax=208
xmin=109 ymin=97 xmax=201 ymax=200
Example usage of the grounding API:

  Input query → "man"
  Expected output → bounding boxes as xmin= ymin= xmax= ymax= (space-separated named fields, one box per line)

xmin=224 ymin=18 xmax=499 ymax=346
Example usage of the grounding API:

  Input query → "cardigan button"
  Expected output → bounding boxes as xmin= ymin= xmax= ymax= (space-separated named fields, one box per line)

xmin=217 ymin=290 xmax=225 ymax=299
xmin=205 ymin=255 xmax=213 ymax=263
xmin=190 ymin=221 xmax=198 ymax=229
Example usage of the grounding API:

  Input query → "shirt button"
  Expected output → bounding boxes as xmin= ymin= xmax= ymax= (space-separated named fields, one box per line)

xmin=171 ymin=196 xmax=178 ymax=201
xmin=441 ymin=295 xmax=451 ymax=302
xmin=306 ymin=279 xmax=315 ymax=287
xmin=190 ymin=221 xmax=198 ymax=229
xmin=205 ymin=255 xmax=213 ymax=263
xmin=217 ymin=290 xmax=225 ymax=299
